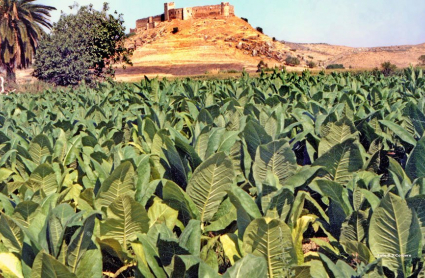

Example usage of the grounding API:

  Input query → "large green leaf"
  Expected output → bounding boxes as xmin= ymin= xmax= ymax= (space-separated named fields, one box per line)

xmin=67 ymin=214 xmax=97 ymax=273
xmin=223 ymin=254 xmax=267 ymax=278
xmin=313 ymin=138 xmax=364 ymax=184
xmin=243 ymin=217 xmax=296 ymax=278
xmin=379 ymin=120 xmax=417 ymax=146
xmin=0 ymin=215 xmax=24 ymax=254
xmin=0 ymin=252 xmax=24 ymax=278
xmin=227 ymin=185 xmax=262 ymax=239
xmin=406 ymin=136 xmax=425 ymax=180
xmin=95 ymin=161 xmax=135 ymax=208
xmin=340 ymin=211 xmax=368 ymax=243
xmin=148 ymin=197 xmax=178 ymax=230
xmin=319 ymin=117 xmax=358 ymax=156
xmin=31 ymin=251 xmax=76 ymax=278
xmin=151 ymin=130 xmax=187 ymax=187
xmin=162 ymin=180 xmax=200 ymax=223
xmin=186 ymin=152 xmax=235 ymax=223
xmin=253 ymin=139 xmax=297 ymax=186
xmin=28 ymin=163 xmax=58 ymax=196
xmin=309 ymin=179 xmax=352 ymax=216
xmin=28 ymin=134 xmax=52 ymax=164
xmin=369 ymin=193 xmax=421 ymax=276
xmin=100 ymin=195 xmax=149 ymax=248
xmin=244 ymin=120 xmax=272 ymax=160
xmin=179 ymin=220 xmax=201 ymax=256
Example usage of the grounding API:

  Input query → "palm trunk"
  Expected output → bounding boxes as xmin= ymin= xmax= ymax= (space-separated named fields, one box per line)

xmin=5 ymin=63 xmax=16 ymax=83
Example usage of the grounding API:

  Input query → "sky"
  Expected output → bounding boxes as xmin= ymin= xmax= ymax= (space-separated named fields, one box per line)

xmin=35 ymin=0 xmax=425 ymax=47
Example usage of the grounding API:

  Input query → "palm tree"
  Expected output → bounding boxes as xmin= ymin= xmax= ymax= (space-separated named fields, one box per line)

xmin=0 ymin=0 xmax=55 ymax=82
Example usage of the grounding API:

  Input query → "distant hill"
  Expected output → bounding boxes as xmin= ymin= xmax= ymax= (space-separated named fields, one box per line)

xmin=116 ymin=16 xmax=425 ymax=80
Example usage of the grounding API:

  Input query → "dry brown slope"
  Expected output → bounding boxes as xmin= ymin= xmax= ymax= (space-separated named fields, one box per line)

xmin=117 ymin=17 xmax=302 ymax=80
xmin=116 ymin=16 xmax=425 ymax=80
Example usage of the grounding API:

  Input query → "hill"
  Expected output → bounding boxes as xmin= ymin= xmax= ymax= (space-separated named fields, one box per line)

xmin=117 ymin=16 xmax=304 ymax=81
xmin=117 ymin=15 xmax=425 ymax=80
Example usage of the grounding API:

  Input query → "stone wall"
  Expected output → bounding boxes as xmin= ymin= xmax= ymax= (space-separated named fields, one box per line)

xmin=136 ymin=14 xmax=163 ymax=29
xmin=134 ymin=2 xmax=235 ymax=31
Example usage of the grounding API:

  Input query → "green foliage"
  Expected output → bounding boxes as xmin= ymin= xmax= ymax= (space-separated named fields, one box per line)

xmin=285 ymin=55 xmax=300 ymax=66
xmin=307 ymin=60 xmax=316 ymax=68
xmin=326 ymin=64 xmax=345 ymax=69
xmin=33 ymin=3 xmax=131 ymax=86
xmin=256 ymin=26 xmax=263 ymax=34
xmin=0 ymin=68 xmax=423 ymax=276
xmin=381 ymin=61 xmax=397 ymax=76
xmin=0 ymin=0 xmax=55 ymax=82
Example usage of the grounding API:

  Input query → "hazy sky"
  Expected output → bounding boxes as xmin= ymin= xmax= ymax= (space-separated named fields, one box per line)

xmin=36 ymin=0 xmax=425 ymax=47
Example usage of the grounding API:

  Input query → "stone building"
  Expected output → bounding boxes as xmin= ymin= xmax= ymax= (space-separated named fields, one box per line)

xmin=131 ymin=2 xmax=235 ymax=32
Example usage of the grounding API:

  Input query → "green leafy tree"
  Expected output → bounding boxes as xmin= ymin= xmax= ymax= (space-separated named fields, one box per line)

xmin=0 ymin=0 xmax=55 ymax=82
xmin=285 ymin=55 xmax=300 ymax=66
xmin=326 ymin=64 xmax=345 ymax=69
xmin=381 ymin=61 xmax=397 ymax=76
xmin=307 ymin=60 xmax=316 ymax=68
xmin=33 ymin=3 xmax=132 ymax=86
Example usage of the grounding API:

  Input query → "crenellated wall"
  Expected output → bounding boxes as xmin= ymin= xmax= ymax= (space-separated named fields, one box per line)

xmin=136 ymin=14 xmax=164 ymax=29
xmin=134 ymin=2 xmax=235 ymax=31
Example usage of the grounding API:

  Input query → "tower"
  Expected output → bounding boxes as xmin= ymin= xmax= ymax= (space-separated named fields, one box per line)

xmin=164 ymin=2 xmax=175 ymax=21
xmin=221 ymin=2 xmax=230 ymax=17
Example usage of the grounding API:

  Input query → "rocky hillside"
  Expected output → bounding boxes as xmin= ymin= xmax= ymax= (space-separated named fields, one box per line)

xmin=116 ymin=16 xmax=425 ymax=80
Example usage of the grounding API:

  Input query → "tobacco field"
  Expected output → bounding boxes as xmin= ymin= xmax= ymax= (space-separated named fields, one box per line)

xmin=0 ymin=68 xmax=425 ymax=277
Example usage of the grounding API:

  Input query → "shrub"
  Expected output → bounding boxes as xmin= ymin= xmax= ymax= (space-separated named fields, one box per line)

xmin=418 ymin=55 xmax=425 ymax=65
xmin=285 ymin=56 xmax=300 ymax=66
xmin=172 ymin=27 xmax=179 ymax=34
xmin=307 ymin=61 xmax=317 ymax=68
xmin=381 ymin=61 xmax=397 ymax=76
xmin=33 ymin=4 xmax=131 ymax=86
xmin=256 ymin=27 xmax=263 ymax=34
xmin=241 ymin=17 xmax=248 ymax=23
xmin=257 ymin=60 xmax=268 ymax=72
xmin=326 ymin=64 xmax=345 ymax=69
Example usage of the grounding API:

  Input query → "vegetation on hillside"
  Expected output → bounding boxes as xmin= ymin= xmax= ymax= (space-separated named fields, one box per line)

xmin=285 ymin=55 xmax=300 ymax=66
xmin=0 ymin=0 xmax=55 ymax=82
xmin=33 ymin=3 xmax=132 ymax=86
xmin=381 ymin=61 xmax=397 ymax=76
xmin=326 ymin=64 xmax=345 ymax=70
xmin=418 ymin=55 xmax=425 ymax=65
xmin=0 ymin=68 xmax=424 ymax=277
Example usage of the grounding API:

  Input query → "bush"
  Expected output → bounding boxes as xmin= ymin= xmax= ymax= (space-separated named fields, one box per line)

xmin=256 ymin=27 xmax=263 ymax=34
xmin=307 ymin=61 xmax=316 ymax=68
xmin=285 ymin=56 xmax=300 ymax=66
xmin=418 ymin=55 xmax=425 ymax=65
xmin=172 ymin=27 xmax=179 ymax=34
xmin=33 ymin=4 xmax=131 ymax=86
xmin=241 ymin=17 xmax=248 ymax=23
xmin=257 ymin=60 xmax=268 ymax=72
xmin=381 ymin=61 xmax=397 ymax=76
xmin=326 ymin=64 xmax=345 ymax=69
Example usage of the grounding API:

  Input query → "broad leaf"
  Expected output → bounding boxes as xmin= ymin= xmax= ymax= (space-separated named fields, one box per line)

xmin=223 ymin=254 xmax=267 ymax=278
xmin=101 ymin=195 xmax=149 ymax=248
xmin=96 ymin=161 xmax=135 ymax=208
xmin=253 ymin=139 xmax=297 ymax=187
xmin=369 ymin=193 xmax=421 ymax=276
xmin=31 ymin=252 xmax=76 ymax=278
xmin=243 ymin=217 xmax=296 ymax=277
xmin=187 ymin=152 xmax=235 ymax=223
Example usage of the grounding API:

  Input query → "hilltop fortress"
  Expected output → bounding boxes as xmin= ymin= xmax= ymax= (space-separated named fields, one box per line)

xmin=131 ymin=2 xmax=235 ymax=32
